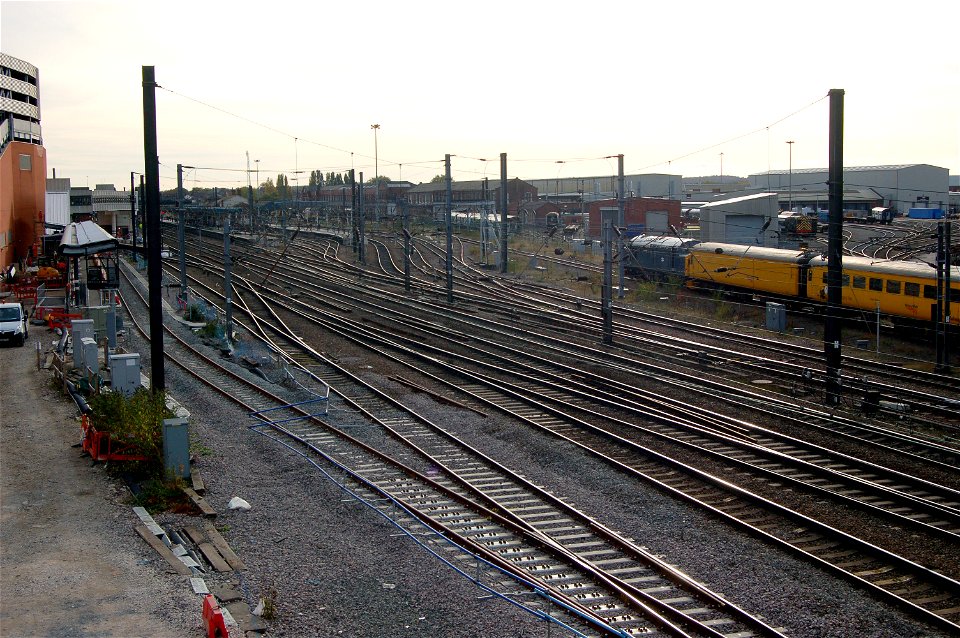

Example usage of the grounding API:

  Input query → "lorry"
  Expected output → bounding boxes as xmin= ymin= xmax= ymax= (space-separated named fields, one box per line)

xmin=0 ymin=302 xmax=29 ymax=346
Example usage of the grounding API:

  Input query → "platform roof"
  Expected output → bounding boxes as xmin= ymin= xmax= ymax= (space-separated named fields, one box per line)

xmin=57 ymin=221 xmax=118 ymax=256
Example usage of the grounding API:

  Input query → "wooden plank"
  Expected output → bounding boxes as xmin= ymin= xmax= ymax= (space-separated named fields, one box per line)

xmin=134 ymin=523 xmax=192 ymax=575
xmin=202 ymin=521 xmax=247 ymax=572
xmin=182 ymin=486 xmax=216 ymax=518
xmin=198 ymin=541 xmax=232 ymax=572
xmin=182 ymin=524 xmax=232 ymax=572
xmin=190 ymin=468 xmax=205 ymax=494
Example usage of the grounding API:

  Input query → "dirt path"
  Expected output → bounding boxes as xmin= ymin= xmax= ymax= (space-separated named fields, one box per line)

xmin=0 ymin=331 xmax=199 ymax=637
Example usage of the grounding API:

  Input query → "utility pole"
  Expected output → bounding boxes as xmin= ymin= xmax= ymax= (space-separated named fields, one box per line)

xmin=617 ymin=154 xmax=625 ymax=298
xmin=142 ymin=65 xmax=164 ymax=392
xmin=139 ymin=175 xmax=146 ymax=250
xmin=499 ymin=152 xmax=508 ymax=273
xmin=787 ymin=141 xmax=795 ymax=212
xmin=223 ymin=209 xmax=234 ymax=344
xmin=358 ymin=171 xmax=366 ymax=265
xmin=445 ymin=154 xmax=454 ymax=303
xmin=935 ymin=220 xmax=952 ymax=372
xmin=601 ymin=208 xmax=615 ymax=344
xmin=371 ymin=123 xmax=380 ymax=222
xmin=130 ymin=171 xmax=138 ymax=250
xmin=176 ymin=163 xmax=192 ymax=302
xmin=401 ymin=197 xmax=411 ymax=292
xmin=350 ymin=169 xmax=357 ymax=254
xmin=824 ymin=89 xmax=844 ymax=406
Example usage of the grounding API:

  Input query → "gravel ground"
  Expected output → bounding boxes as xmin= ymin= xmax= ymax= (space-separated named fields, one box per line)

xmin=119 ymin=264 xmax=559 ymax=638
xmin=120 ymin=251 xmax=955 ymax=637
xmin=0 ymin=325 xmax=200 ymax=638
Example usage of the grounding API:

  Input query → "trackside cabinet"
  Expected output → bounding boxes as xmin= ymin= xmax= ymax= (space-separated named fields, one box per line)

xmin=109 ymin=353 xmax=141 ymax=397
xmin=766 ymin=302 xmax=787 ymax=333
xmin=162 ymin=418 xmax=191 ymax=479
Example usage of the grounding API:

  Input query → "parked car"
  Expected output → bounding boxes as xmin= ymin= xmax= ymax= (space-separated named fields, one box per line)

xmin=0 ymin=302 xmax=29 ymax=346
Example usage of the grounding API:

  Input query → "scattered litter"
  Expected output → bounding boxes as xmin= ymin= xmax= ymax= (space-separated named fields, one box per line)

xmin=190 ymin=578 xmax=209 ymax=594
xmin=381 ymin=583 xmax=396 ymax=590
xmin=252 ymin=599 xmax=265 ymax=616
xmin=228 ymin=496 xmax=251 ymax=511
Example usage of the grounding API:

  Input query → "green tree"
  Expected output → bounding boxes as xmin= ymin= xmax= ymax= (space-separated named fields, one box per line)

xmin=430 ymin=174 xmax=445 ymax=183
xmin=277 ymin=174 xmax=288 ymax=199
xmin=261 ymin=177 xmax=277 ymax=199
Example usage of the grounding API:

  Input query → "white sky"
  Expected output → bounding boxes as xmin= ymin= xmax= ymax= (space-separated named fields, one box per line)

xmin=2 ymin=0 xmax=958 ymax=191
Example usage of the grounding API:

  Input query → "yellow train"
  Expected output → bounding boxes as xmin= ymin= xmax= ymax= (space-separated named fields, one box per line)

xmin=627 ymin=238 xmax=960 ymax=326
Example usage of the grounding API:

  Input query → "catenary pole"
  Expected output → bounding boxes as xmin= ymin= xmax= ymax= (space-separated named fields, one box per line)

xmin=445 ymin=154 xmax=454 ymax=303
xmin=142 ymin=66 xmax=164 ymax=392
xmin=617 ymin=154 xmax=625 ymax=298
xmin=500 ymin=153 xmax=508 ymax=273
xmin=824 ymin=88 xmax=844 ymax=405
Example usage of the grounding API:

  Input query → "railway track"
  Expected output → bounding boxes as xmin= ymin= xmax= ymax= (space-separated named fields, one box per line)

xmin=122 ymin=260 xmax=784 ymax=637
xmin=161 ymin=240 xmax=960 ymax=634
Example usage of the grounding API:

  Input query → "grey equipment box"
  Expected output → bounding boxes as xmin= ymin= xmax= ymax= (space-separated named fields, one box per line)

xmin=766 ymin=302 xmax=787 ymax=333
xmin=79 ymin=336 xmax=99 ymax=375
xmin=109 ymin=352 xmax=142 ymax=397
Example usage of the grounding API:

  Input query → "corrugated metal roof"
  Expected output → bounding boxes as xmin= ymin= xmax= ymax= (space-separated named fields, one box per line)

xmin=57 ymin=221 xmax=118 ymax=256
xmin=755 ymin=164 xmax=933 ymax=176
xmin=700 ymin=192 xmax=778 ymax=208
xmin=46 ymin=178 xmax=71 ymax=192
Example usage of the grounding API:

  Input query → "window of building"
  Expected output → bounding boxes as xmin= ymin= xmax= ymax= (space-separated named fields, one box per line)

xmin=852 ymin=276 xmax=866 ymax=289
xmin=19 ymin=154 xmax=31 ymax=170
xmin=886 ymin=280 xmax=901 ymax=294
xmin=904 ymin=282 xmax=920 ymax=297
xmin=923 ymin=285 xmax=937 ymax=299
xmin=869 ymin=278 xmax=883 ymax=292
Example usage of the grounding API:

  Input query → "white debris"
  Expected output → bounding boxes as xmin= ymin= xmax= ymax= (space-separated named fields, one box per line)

xmin=228 ymin=496 xmax=251 ymax=511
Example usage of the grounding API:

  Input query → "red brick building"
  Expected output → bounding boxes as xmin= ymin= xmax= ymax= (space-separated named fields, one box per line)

xmin=585 ymin=197 xmax=681 ymax=238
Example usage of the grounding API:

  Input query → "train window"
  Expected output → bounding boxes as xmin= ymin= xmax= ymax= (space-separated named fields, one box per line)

xmin=886 ymin=280 xmax=901 ymax=294
xmin=904 ymin=282 xmax=920 ymax=297
xmin=951 ymin=288 xmax=960 ymax=303
xmin=923 ymin=285 xmax=937 ymax=299
xmin=842 ymin=274 xmax=850 ymax=287
xmin=869 ymin=278 xmax=883 ymax=291
xmin=852 ymin=276 xmax=866 ymax=289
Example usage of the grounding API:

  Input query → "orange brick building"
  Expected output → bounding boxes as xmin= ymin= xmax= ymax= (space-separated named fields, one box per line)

xmin=1 ymin=52 xmax=47 ymax=271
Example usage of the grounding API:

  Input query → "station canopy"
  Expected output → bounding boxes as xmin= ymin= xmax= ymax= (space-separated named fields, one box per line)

xmin=57 ymin=221 xmax=118 ymax=256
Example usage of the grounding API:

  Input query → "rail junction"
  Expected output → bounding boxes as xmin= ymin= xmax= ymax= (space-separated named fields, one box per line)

xmin=109 ymin=223 xmax=960 ymax=636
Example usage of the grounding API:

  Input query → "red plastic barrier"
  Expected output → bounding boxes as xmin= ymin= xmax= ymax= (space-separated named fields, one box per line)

xmin=202 ymin=594 xmax=230 ymax=638
xmin=79 ymin=414 xmax=148 ymax=463
xmin=46 ymin=311 xmax=82 ymax=331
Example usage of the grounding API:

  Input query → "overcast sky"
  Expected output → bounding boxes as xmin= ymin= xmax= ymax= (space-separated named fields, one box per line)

xmin=2 ymin=0 xmax=957 ymax=192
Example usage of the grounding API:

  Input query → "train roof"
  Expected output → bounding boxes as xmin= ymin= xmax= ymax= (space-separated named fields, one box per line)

xmin=689 ymin=242 xmax=813 ymax=264
xmin=627 ymin=235 xmax=697 ymax=249
xmin=808 ymin=254 xmax=960 ymax=279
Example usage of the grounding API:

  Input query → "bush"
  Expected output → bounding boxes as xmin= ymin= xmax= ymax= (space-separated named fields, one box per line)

xmin=88 ymin=388 xmax=173 ymax=474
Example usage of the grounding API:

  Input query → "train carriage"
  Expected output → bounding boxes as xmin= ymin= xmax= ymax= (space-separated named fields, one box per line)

xmin=685 ymin=243 xmax=813 ymax=298
xmin=624 ymin=235 xmax=695 ymax=279
xmin=806 ymin=256 xmax=960 ymax=326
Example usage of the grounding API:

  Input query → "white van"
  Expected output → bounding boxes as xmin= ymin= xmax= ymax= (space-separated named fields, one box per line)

xmin=0 ymin=302 xmax=29 ymax=347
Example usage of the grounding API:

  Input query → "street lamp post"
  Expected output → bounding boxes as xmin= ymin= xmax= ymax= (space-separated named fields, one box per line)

xmin=371 ymin=123 xmax=380 ymax=221
xmin=255 ymin=159 xmax=260 ymax=193
xmin=786 ymin=140 xmax=794 ymax=212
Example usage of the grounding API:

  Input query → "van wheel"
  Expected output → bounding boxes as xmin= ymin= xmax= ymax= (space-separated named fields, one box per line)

xmin=17 ymin=334 xmax=25 ymax=347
